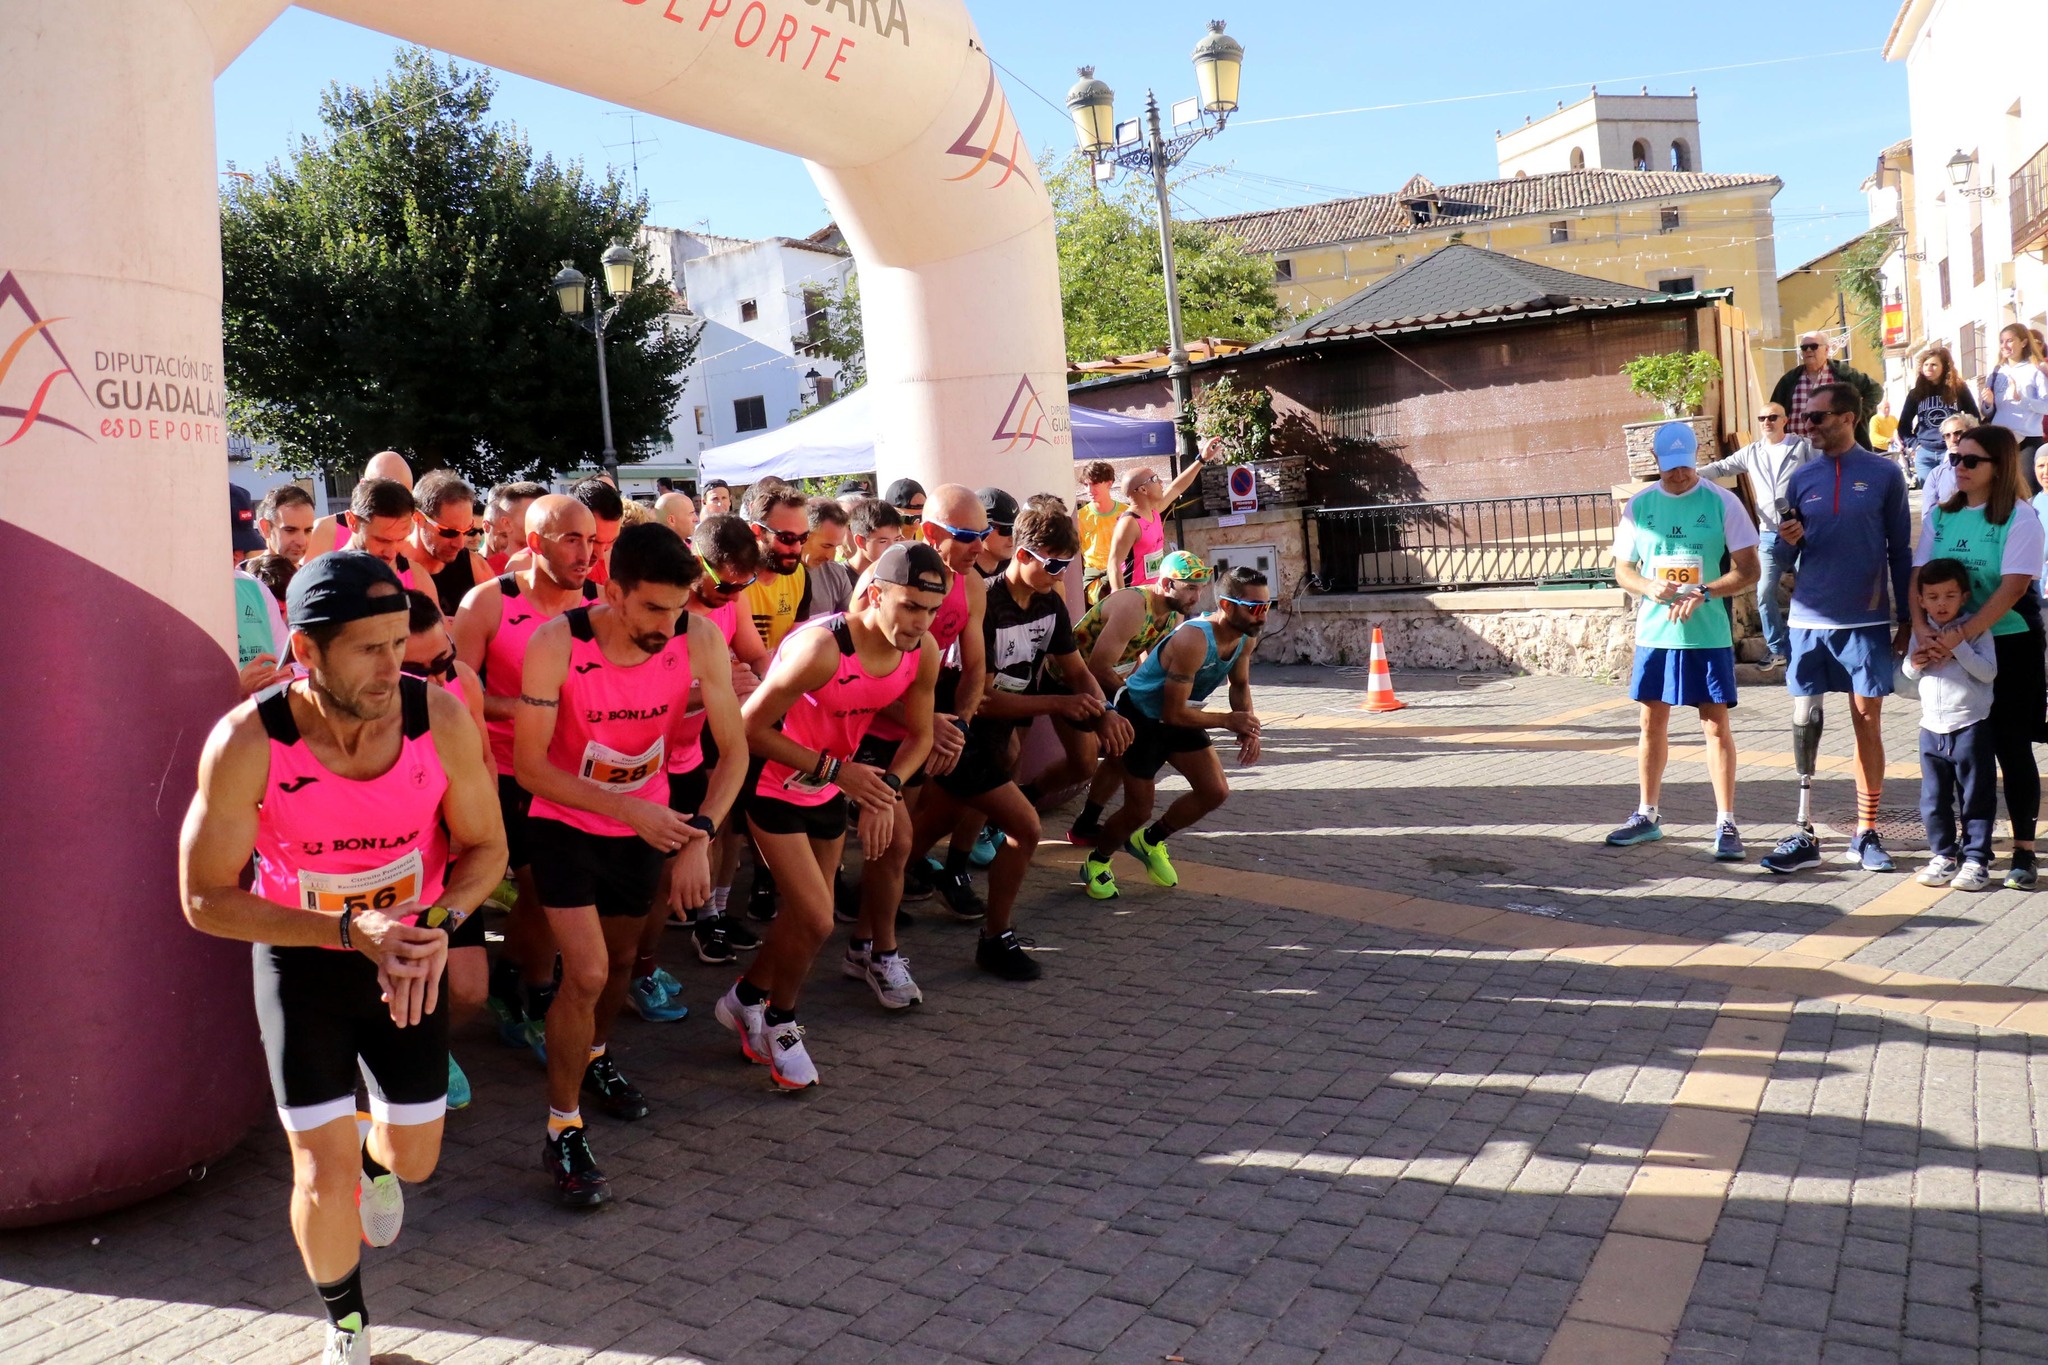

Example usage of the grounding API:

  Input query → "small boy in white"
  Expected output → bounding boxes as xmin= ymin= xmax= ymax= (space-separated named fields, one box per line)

xmin=1902 ymin=558 xmax=1999 ymax=890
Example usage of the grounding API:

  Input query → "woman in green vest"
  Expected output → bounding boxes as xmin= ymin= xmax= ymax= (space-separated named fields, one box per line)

xmin=1911 ymin=424 xmax=2048 ymax=888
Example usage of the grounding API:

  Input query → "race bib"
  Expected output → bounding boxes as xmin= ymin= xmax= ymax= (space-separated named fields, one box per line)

xmin=781 ymin=767 xmax=836 ymax=795
xmin=579 ymin=737 xmax=664 ymax=792
xmin=1649 ymin=554 xmax=1703 ymax=587
xmin=993 ymin=671 xmax=1032 ymax=692
xmin=298 ymin=849 xmax=423 ymax=916
xmin=1143 ymin=548 xmax=1166 ymax=578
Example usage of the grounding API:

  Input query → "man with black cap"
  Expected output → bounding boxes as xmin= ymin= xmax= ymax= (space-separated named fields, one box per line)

xmin=717 ymin=541 xmax=946 ymax=1086
xmin=975 ymin=486 xmax=1018 ymax=578
xmin=232 ymin=485 xmax=290 ymax=697
xmin=701 ymin=478 xmax=734 ymax=518
xmin=885 ymin=476 xmax=927 ymax=537
xmin=178 ymin=550 xmax=505 ymax=1365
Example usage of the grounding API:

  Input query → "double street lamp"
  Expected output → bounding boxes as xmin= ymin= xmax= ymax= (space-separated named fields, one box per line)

xmin=1068 ymin=20 xmax=1246 ymax=472
xmin=551 ymin=242 xmax=638 ymax=479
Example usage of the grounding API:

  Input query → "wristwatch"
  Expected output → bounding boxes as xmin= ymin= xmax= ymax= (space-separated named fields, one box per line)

xmin=338 ymin=907 xmax=354 ymax=950
xmin=686 ymin=813 xmax=717 ymax=838
xmin=880 ymin=772 xmax=904 ymax=794
xmin=420 ymin=904 xmax=459 ymax=929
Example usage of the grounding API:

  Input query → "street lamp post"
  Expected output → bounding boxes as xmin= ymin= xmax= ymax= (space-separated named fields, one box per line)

xmin=551 ymin=242 xmax=639 ymax=480
xmin=1068 ymin=20 xmax=1245 ymax=474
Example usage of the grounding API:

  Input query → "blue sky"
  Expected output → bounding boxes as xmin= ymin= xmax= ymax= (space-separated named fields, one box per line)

xmin=216 ymin=1 xmax=1906 ymax=273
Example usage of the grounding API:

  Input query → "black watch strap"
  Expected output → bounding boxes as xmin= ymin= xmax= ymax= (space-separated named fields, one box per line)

xmin=880 ymin=772 xmax=904 ymax=793
xmin=687 ymin=813 xmax=717 ymax=838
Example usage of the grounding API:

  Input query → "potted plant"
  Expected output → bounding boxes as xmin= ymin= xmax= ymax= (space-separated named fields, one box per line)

xmin=1620 ymin=350 xmax=1721 ymax=479
xmin=1190 ymin=378 xmax=1307 ymax=512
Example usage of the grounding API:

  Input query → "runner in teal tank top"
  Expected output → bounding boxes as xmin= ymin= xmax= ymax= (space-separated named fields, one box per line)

xmin=1604 ymin=445 xmax=1762 ymax=861
xmin=1083 ymin=566 xmax=1269 ymax=903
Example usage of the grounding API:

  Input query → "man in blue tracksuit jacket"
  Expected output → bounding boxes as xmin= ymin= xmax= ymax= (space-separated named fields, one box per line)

xmin=1762 ymin=381 xmax=1915 ymax=875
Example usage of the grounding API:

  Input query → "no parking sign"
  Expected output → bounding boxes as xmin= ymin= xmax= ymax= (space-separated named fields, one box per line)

xmin=1227 ymin=464 xmax=1258 ymax=513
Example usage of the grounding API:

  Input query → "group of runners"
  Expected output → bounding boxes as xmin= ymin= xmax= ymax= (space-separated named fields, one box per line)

xmin=182 ymin=446 xmax=1268 ymax=1364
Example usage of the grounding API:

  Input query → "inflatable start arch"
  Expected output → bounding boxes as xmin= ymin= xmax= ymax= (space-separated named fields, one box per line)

xmin=0 ymin=0 xmax=1069 ymax=1225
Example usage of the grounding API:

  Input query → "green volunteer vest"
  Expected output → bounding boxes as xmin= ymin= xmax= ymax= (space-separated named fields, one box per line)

xmin=233 ymin=575 xmax=276 ymax=667
xmin=1628 ymin=483 xmax=1734 ymax=650
xmin=1925 ymin=503 xmax=2028 ymax=637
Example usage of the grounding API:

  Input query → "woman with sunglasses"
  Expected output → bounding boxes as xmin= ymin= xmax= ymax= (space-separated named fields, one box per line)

xmin=402 ymin=590 xmax=495 ymax=1113
xmin=1911 ymin=424 xmax=2048 ymax=889
xmin=1104 ymin=437 xmax=1226 ymax=594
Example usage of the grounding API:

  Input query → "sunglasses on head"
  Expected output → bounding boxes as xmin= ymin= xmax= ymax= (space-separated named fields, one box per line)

xmin=1021 ymin=548 xmax=1072 ymax=575
xmin=933 ymin=520 xmax=990 ymax=544
xmin=751 ymin=521 xmax=805 ymax=548
xmin=1220 ymin=594 xmax=1271 ymax=615
xmin=1949 ymin=452 xmax=1991 ymax=470
xmin=710 ymin=574 xmax=757 ymax=594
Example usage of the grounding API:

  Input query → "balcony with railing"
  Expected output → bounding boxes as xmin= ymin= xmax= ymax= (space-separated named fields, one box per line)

xmin=2013 ymin=142 xmax=2048 ymax=257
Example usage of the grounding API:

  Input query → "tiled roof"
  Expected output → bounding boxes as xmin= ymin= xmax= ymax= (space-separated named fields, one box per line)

xmin=1251 ymin=243 xmax=1675 ymax=349
xmin=1199 ymin=169 xmax=1780 ymax=254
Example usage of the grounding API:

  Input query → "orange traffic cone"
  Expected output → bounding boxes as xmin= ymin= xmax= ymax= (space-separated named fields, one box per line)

xmin=1360 ymin=626 xmax=1407 ymax=713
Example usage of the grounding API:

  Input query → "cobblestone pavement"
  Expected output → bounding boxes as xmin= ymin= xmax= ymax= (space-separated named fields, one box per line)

xmin=6 ymin=666 xmax=2048 ymax=1363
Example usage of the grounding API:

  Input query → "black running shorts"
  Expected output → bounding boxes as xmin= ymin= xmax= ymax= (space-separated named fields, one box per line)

xmin=934 ymin=721 xmax=1018 ymax=800
xmin=446 ymin=903 xmax=487 ymax=951
xmin=668 ymin=765 xmax=710 ymax=819
xmin=497 ymin=774 xmax=534 ymax=870
xmin=851 ymin=733 xmax=927 ymax=788
xmin=748 ymin=790 xmax=849 ymax=842
xmin=527 ymin=816 xmax=662 ymax=918
xmin=1114 ymin=691 xmax=1211 ymax=781
xmin=253 ymin=944 xmax=448 ymax=1132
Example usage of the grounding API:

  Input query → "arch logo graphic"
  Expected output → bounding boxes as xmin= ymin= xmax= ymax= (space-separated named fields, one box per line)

xmin=0 ymin=272 xmax=95 ymax=447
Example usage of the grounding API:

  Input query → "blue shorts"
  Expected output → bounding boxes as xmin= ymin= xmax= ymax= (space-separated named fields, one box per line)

xmin=1786 ymin=625 xmax=1895 ymax=699
xmin=1629 ymin=646 xmax=1738 ymax=709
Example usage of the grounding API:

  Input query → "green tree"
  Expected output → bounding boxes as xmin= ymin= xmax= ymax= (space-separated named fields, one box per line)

xmin=1044 ymin=152 xmax=1287 ymax=364
xmin=221 ymin=50 xmax=695 ymax=485
xmin=789 ymin=272 xmax=865 ymax=420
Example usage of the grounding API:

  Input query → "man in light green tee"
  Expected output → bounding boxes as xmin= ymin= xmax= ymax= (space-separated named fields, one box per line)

xmin=1605 ymin=440 xmax=1762 ymax=860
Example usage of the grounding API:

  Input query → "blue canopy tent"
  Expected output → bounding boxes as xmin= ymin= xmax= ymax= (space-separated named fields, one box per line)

xmin=701 ymin=386 xmax=1178 ymax=483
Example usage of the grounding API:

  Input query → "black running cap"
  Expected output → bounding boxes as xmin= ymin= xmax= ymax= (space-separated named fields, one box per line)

xmin=870 ymin=542 xmax=949 ymax=596
xmin=287 ymin=550 xmax=408 ymax=631
xmin=883 ymin=477 xmax=926 ymax=510
xmin=975 ymin=486 xmax=1019 ymax=524
xmin=228 ymin=483 xmax=265 ymax=553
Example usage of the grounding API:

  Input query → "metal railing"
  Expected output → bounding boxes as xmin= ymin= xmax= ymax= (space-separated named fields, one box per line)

xmin=1309 ymin=492 xmax=1618 ymax=593
xmin=2012 ymin=142 xmax=2048 ymax=258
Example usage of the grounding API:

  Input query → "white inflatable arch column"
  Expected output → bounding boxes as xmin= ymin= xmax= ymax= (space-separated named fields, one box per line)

xmin=0 ymin=0 xmax=1068 ymax=1225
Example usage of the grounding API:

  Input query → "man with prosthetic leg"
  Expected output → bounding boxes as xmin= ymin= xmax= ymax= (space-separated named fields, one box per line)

xmin=717 ymin=543 xmax=945 ymax=1086
xmin=178 ymin=553 xmax=505 ymax=1365
xmin=515 ymin=524 xmax=744 ymax=1205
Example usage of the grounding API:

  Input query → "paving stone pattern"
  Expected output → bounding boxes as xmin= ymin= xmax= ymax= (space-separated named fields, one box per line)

xmin=3 ymin=667 xmax=2045 ymax=1363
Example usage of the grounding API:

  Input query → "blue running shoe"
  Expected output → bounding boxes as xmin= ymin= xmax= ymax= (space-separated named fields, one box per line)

xmin=1712 ymin=822 xmax=1744 ymax=862
xmin=628 ymin=972 xmax=690 ymax=1023
xmin=1761 ymin=829 xmax=1822 ymax=874
xmin=968 ymin=823 xmax=1002 ymax=869
xmin=1848 ymin=829 xmax=1895 ymax=873
xmin=1604 ymin=813 xmax=1663 ymax=847
xmin=446 ymin=1054 xmax=472 ymax=1111
xmin=487 ymin=993 xmax=530 ymax=1049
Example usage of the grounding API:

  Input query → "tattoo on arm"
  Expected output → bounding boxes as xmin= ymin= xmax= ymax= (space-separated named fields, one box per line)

xmin=1164 ymin=669 xmax=1196 ymax=684
xmin=518 ymin=694 xmax=559 ymax=708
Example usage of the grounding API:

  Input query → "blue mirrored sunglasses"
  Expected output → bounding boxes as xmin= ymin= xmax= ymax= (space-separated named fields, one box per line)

xmin=934 ymin=521 xmax=990 ymax=544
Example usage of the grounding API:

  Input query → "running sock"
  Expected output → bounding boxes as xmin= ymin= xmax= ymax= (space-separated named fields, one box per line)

xmin=547 ymin=1108 xmax=582 ymax=1138
xmin=587 ymin=1043 xmax=606 ymax=1062
xmin=2015 ymin=848 xmax=2038 ymax=870
xmin=1076 ymin=801 xmax=1105 ymax=830
xmin=849 ymin=938 xmax=872 ymax=955
xmin=764 ymin=1006 xmax=797 ymax=1026
xmin=360 ymin=1145 xmax=389 ymax=1181
xmin=734 ymin=978 xmax=769 ymax=1007
xmin=632 ymin=952 xmax=656 ymax=982
xmin=316 ymin=1266 xmax=368 ymax=1331
xmin=1638 ymin=803 xmax=1660 ymax=822
xmin=945 ymin=846 xmax=971 ymax=877
xmin=875 ymin=948 xmax=901 ymax=961
xmin=1856 ymin=787 xmax=1882 ymax=832
xmin=710 ymin=886 xmax=731 ymax=917
xmin=527 ymin=981 xmax=557 ymax=1019
xmin=1716 ymin=810 xmax=1736 ymax=829
xmin=1143 ymin=817 xmax=1181 ymax=846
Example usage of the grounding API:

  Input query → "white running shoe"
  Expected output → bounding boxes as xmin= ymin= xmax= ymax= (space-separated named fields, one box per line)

xmin=766 ymin=1017 xmax=819 ymax=1090
xmin=864 ymin=952 xmax=923 ymax=1009
xmin=1916 ymin=855 xmax=1960 ymax=887
xmin=356 ymin=1169 xmax=404 ymax=1248
xmin=840 ymin=941 xmax=869 ymax=981
xmin=714 ymin=983 xmax=770 ymax=1065
xmin=323 ymin=1321 xmax=369 ymax=1364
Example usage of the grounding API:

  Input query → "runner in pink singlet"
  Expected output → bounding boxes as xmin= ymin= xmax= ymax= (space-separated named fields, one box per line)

xmin=715 ymin=542 xmax=948 ymax=1089
xmin=450 ymin=494 xmax=601 ymax=1053
xmin=513 ymin=523 xmax=746 ymax=1208
xmin=178 ymin=551 xmax=502 ymax=1365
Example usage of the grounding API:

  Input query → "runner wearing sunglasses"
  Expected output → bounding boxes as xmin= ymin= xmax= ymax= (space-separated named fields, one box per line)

xmin=1083 ymin=566 xmax=1268 ymax=901
xmin=918 ymin=506 xmax=1131 ymax=977
xmin=408 ymin=472 xmax=496 ymax=619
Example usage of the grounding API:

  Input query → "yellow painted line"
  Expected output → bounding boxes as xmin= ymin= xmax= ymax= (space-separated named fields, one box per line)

xmin=1784 ymin=877 xmax=1952 ymax=961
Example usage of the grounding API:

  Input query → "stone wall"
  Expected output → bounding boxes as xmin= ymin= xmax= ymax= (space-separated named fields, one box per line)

xmin=1268 ymin=588 xmax=1638 ymax=678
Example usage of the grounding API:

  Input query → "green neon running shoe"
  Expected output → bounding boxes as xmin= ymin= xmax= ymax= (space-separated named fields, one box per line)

xmin=1126 ymin=829 xmax=1179 ymax=887
xmin=1083 ymin=855 xmax=1120 ymax=901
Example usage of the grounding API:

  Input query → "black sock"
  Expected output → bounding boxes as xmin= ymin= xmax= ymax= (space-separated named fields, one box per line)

xmin=1019 ymin=782 xmax=1043 ymax=807
xmin=1076 ymin=801 xmax=1104 ymax=829
xmin=316 ymin=1266 xmax=368 ymax=1331
xmin=764 ymin=1005 xmax=796 ymax=1025
xmin=360 ymin=1144 xmax=389 ymax=1180
xmin=945 ymin=846 xmax=970 ymax=876
xmin=875 ymin=948 xmax=900 ymax=960
xmin=735 ymin=978 xmax=769 ymax=1007
xmin=1144 ymin=818 xmax=1180 ymax=846
xmin=850 ymin=937 xmax=872 ymax=953
xmin=2017 ymin=848 xmax=2038 ymax=869
xmin=526 ymin=981 xmax=556 ymax=1018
